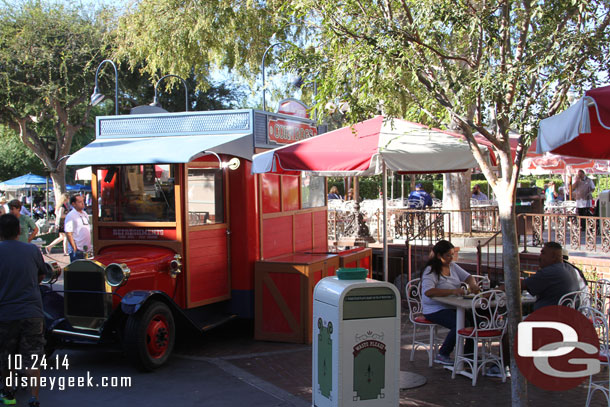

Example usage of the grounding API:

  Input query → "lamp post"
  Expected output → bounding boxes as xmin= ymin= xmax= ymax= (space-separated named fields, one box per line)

xmin=150 ymin=74 xmax=189 ymax=112
xmin=262 ymin=42 xmax=291 ymax=112
xmin=90 ymin=60 xmax=119 ymax=115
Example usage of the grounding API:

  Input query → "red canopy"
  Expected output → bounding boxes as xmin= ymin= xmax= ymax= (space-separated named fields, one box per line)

xmin=252 ymin=116 xmax=484 ymax=175
xmin=538 ymin=85 xmax=610 ymax=159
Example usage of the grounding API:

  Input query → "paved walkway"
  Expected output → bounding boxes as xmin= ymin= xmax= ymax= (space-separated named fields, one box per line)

xmin=41 ymin=250 xmax=608 ymax=406
xmin=176 ymin=311 xmax=607 ymax=407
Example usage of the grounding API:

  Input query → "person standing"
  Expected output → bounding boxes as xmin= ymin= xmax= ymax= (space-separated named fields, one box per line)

xmin=408 ymin=183 xmax=433 ymax=208
xmin=0 ymin=214 xmax=46 ymax=407
xmin=64 ymin=195 xmax=91 ymax=262
xmin=573 ymin=170 xmax=595 ymax=218
xmin=7 ymin=199 xmax=38 ymax=243
xmin=45 ymin=193 xmax=70 ymax=256
xmin=545 ymin=181 xmax=558 ymax=204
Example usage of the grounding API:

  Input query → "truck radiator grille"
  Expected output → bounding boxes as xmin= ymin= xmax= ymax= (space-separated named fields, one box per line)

xmin=64 ymin=271 xmax=107 ymax=317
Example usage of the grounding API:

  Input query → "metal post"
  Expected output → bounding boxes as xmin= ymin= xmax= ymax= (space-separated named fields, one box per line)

xmin=152 ymin=74 xmax=189 ymax=111
xmin=383 ymin=162 xmax=388 ymax=282
xmin=262 ymin=42 xmax=287 ymax=112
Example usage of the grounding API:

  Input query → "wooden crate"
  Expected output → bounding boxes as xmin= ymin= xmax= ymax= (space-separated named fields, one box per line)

xmin=255 ymin=253 xmax=339 ymax=343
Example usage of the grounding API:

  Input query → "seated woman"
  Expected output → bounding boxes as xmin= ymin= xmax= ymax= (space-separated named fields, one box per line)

xmin=422 ymin=240 xmax=480 ymax=365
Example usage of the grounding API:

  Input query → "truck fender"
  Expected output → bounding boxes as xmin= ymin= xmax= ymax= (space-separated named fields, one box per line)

xmin=120 ymin=290 xmax=174 ymax=315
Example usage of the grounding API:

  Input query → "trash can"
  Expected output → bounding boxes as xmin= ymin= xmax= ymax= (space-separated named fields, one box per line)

xmin=312 ymin=268 xmax=400 ymax=407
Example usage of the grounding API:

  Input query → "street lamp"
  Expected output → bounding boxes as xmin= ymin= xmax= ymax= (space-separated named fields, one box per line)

xmin=90 ymin=60 xmax=119 ymax=115
xmin=150 ymin=74 xmax=189 ymax=112
xmin=262 ymin=42 xmax=293 ymax=112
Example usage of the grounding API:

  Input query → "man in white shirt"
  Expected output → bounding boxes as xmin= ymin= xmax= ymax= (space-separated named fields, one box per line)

xmin=64 ymin=195 xmax=91 ymax=262
xmin=572 ymin=170 xmax=595 ymax=228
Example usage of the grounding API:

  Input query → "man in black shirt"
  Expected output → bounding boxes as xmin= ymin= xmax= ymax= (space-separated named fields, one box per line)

xmin=0 ymin=214 xmax=46 ymax=407
xmin=523 ymin=241 xmax=580 ymax=311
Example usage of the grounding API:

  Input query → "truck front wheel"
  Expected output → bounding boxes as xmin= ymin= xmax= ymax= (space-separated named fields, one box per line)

xmin=124 ymin=301 xmax=175 ymax=371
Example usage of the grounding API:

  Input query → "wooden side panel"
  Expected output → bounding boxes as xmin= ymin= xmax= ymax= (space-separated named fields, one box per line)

xmin=261 ymin=173 xmax=281 ymax=213
xmin=262 ymin=272 xmax=302 ymax=334
xmin=294 ymin=212 xmax=313 ymax=252
xmin=254 ymin=255 xmax=339 ymax=344
xmin=188 ymin=228 xmax=229 ymax=305
xmin=313 ymin=210 xmax=328 ymax=251
xmin=262 ymin=216 xmax=294 ymax=258
xmin=282 ymin=175 xmax=300 ymax=211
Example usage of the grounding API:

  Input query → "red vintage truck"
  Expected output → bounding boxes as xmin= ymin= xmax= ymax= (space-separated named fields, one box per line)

xmin=42 ymin=100 xmax=359 ymax=370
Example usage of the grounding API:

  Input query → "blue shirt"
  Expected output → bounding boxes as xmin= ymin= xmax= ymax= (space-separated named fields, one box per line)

xmin=0 ymin=240 xmax=45 ymax=321
xmin=408 ymin=190 xmax=432 ymax=208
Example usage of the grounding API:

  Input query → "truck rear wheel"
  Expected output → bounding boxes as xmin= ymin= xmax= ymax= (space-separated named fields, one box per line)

xmin=124 ymin=301 xmax=175 ymax=371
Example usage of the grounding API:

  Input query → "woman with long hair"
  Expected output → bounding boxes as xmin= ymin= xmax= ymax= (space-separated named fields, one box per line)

xmin=421 ymin=240 xmax=480 ymax=365
xmin=45 ymin=193 xmax=70 ymax=255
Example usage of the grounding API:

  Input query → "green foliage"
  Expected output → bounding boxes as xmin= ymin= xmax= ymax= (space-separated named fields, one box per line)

xmin=0 ymin=125 xmax=45 ymax=180
xmin=114 ymin=0 xmax=303 ymax=93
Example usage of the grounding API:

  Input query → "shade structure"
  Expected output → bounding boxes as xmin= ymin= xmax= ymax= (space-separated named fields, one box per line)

xmin=252 ymin=116 xmax=483 ymax=176
xmin=521 ymin=153 xmax=609 ymax=175
xmin=0 ymin=173 xmax=50 ymax=191
xmin=67 ymin=133 xmax=252 ymax=166
xmin=537 ymin=85 xmax=610 ymax=159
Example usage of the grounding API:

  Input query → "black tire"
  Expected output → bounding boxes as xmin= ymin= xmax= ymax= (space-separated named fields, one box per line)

xmin=124 ymin=301 xmax=175 ymax=371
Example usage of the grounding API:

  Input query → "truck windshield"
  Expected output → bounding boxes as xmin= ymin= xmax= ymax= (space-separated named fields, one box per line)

xmin=96 ymin=164 xmax=176 ymax=222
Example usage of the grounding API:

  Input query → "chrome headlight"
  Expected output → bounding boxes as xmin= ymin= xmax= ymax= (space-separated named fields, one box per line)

xmin=169 ymin=254 xmax=182 ymax=278
xmin=104 ymin=263 xmax=130 ymax=287
xmin=42 ymin=261 xmax=62 ymax=284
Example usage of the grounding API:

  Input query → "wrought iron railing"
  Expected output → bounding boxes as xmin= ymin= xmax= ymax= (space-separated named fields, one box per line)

xmin=519 ymin=213 xmax=610 ymax=254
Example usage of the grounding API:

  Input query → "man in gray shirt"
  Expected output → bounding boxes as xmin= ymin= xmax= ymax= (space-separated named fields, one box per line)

xmin=523 ymin=241 xmax=580 ymax=311
xmin=0 ymin=214 xmax=46 ymax=407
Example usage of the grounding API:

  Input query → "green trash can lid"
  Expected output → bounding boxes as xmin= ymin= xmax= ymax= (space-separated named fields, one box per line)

xmin=336 ymin=268 xmax=368 ymax=280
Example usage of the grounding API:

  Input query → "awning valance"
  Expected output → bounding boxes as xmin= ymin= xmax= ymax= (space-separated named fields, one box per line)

xmin=67 ymin=133 xmax=252 ymax=166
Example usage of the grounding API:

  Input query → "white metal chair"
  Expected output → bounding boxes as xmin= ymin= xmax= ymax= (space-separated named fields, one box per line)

xmin=559 ymin=291 xmax=600 ymax=311
xmin=592 ymin=279 xmax=610 ymax=315
xmin=581 ymin=306 xmax=610 ymax=407
xmin=405 ymin=278 xmax=439 ymax=367
xmin=453 ymin=290 xmax=508 ymax=386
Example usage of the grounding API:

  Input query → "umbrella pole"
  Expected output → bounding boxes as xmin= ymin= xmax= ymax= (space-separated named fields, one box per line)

xmin=383 ymin=162 xmax=388 ymax=282
xmin=45 ymin=177 xmax=49 ymax=221
xmin=401 ymin=175 xmax=404 ymax=203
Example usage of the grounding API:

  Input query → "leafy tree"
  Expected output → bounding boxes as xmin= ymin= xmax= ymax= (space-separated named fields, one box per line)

xmin=281 ymin=1 xmax=610 ymax=404
xmin=0 ymin=1 xmax=114 ymax=207
xmin=114 ymin=0 xmax=297 ymax=90
xmin=0 ymin=125 xmax=46 ymax=180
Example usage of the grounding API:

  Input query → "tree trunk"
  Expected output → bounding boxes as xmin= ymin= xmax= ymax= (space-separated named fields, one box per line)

xmin=49 ymin=165 xmax=67 ymax=218
xmin=442 ymin=171 xmax=471 ymax=233
xmin=497 ymin=193 xmax=528 ymax=406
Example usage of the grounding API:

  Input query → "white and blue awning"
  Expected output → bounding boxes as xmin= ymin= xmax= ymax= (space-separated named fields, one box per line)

xmin=67 ymin=133 xmax=252 ymax=166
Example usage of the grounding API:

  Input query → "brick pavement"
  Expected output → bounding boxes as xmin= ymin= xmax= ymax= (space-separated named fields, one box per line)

xmin=44 ymin=249 xmax=607 ymax=406
xmin=178 ymin=310 xmax=608 ymax=407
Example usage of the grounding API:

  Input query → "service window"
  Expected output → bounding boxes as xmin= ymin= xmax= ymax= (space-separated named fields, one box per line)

xmin=97 ymin=164 xmax=176 ymax=222
xmin=301 ymin=173 xmax=325 ymax=208
xmin=187 ymin=168 xmax=224 ymax=226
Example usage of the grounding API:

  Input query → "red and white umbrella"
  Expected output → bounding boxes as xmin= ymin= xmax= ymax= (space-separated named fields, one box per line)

xmin=537 ymin=85 xmax=610 ymax=159
xmin=252 ymin=116 xmax=487 ymax=175
xmin=521 ymin=153 xmax=609 ymax=175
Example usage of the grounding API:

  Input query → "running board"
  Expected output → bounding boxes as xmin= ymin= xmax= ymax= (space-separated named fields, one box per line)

xmin=52 ymin=329 xmax=101 ymax=340
xmin=200 ymin=314 xmax=238 ymax=332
